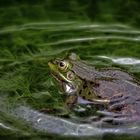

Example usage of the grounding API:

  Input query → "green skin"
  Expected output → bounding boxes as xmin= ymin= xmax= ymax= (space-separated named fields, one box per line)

xmin=48 ymin=53 xmax=140 ymax=124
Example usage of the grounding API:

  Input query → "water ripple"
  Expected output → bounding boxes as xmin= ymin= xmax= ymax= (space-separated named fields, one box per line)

xmin=98 ymin=56 xmax=140 ymax=65
xmin=43 ymin=36 xmax=140 ymax=46
xmin=0 ymin=22 xmax=138 ymax=34
xmin=12 ymin=106 xmax=140 ymax=137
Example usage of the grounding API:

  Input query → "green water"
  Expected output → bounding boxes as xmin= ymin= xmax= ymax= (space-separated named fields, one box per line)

xmin=0 ymin=0 xmax=140 ymax=140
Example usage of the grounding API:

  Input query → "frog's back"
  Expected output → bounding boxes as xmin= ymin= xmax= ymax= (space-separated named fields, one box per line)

xmin=71 ymin=60 xmax=135 ymax=82
xmin=93 ymin=79 xmax=140 ymax=98
xmin=99 ymin=68 xmax=134 ymax=81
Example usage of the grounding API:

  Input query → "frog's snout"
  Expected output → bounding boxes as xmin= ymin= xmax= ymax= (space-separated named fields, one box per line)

xmin=48 ymin=59 xmax=55 ymax=66
xmin=48 ymin=59 xmax=58 ymax=72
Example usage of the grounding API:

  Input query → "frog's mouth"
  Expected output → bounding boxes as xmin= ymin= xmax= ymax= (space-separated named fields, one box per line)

xmin=51 ymin=73 xmax=76 ymax=94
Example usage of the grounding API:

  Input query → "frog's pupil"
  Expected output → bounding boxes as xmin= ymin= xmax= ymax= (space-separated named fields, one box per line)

xmin=60 ymin=62 xmax=65 ymax=67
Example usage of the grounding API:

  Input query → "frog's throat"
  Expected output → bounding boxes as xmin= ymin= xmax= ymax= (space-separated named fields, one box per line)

xmin=63 ymin=83 xmax=77 ymax=95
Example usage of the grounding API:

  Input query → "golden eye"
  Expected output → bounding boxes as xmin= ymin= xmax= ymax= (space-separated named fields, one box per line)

xmin=58 ymin=61 xmax=67 ymax=70
xmin=59 ymin=61 xmax=65 ymax=67
xmin=67 ymin=71 xmax=75 ymax=80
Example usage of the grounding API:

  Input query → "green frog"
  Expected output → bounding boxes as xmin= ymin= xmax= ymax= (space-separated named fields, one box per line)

xmin=48 ymin=53 xmax=140 ymax=124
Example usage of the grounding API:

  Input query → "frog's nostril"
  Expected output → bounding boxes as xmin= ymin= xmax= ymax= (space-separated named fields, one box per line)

xmin=48 ymin=59 xmax=55 ymax=65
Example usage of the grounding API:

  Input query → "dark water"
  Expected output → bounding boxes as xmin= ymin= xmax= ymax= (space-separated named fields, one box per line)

xmin=0 ymin=1 xmax=140 ymax=140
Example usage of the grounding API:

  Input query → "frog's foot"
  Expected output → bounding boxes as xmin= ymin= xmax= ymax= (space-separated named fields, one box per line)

xmin=97 ymin=110 xmax=132 ymax=124
xmin=109 ymin=101 xmax=126 ymax=111
xmin=99 ymin=116 xmax=128 ymax=125
xmin=109 ymin=93 xmax=132 ymax=111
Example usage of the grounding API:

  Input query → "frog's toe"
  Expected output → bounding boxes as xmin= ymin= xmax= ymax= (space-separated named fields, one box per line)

xmin=100 ymin=116 xmax=128 ymax=125
xmin=108 ymin=102 xmax=125 ymax=111
xmin=97 ymin=110 xmax=121 ymax=117
xmin=110 ymin=95 xmax=129 ymax=104
xmin=97 ymin=110 xmax=133 ymax=124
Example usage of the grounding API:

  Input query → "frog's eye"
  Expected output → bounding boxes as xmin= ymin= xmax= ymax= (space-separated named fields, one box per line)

xmin=58 ymin=61 xmax=68 ymax=71
xmin=67 ymin=71 xmax=75 ymax=81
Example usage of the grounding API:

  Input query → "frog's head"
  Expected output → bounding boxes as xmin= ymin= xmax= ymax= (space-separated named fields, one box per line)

xmin=48 ymin=53 xmax=82 ymax=94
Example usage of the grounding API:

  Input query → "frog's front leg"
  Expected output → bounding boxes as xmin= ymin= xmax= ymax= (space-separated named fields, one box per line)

xmin=65 ymin=94 xmax=97 ymax=108
xmin=65 ymin=94 xmax=78 ymax=109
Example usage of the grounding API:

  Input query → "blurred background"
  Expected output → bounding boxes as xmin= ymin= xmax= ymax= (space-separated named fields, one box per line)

xmin=0 ymin=0 xmax=140 ymax=26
